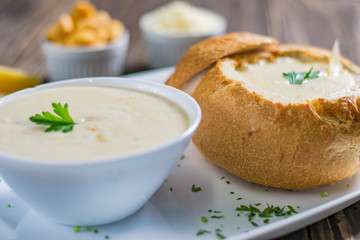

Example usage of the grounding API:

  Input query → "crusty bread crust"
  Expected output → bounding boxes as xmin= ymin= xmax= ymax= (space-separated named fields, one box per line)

xmin=165 ymin=32 xmax=277 ymax=89
xmin=191 ymin=44 xmax=360 ymax=190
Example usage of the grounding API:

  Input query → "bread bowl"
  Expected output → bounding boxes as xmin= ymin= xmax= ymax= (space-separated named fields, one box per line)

xmin=166 ymin=32 xmax=360 ymax=190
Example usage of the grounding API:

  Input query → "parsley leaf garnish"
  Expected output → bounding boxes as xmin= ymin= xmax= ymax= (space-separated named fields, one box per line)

xmin=29 ymin=102 xmax=75 ymax=132
xmin=283 ymin=67 xmax=320 ymax=84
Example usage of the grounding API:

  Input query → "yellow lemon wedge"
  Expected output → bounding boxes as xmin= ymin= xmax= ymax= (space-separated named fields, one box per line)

xmin=0 ymin=65 xmax=42 ymax=96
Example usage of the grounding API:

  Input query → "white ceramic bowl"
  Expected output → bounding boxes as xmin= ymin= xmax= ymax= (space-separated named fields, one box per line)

xmin=42 ymin=31 xmax=129 ymax=81
xmin=139 ymin=12 xmax=227 ymax=68
xmin=0 ymin=77 xmax=201 ymax=225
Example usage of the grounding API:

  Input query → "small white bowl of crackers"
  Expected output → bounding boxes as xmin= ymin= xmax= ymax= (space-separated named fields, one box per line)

xmin=42 ymin=1 xmax=129 ymax=81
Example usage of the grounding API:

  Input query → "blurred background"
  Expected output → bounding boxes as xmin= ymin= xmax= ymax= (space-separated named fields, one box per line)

xmin=1 ymin=0 xmax=359 ymax=77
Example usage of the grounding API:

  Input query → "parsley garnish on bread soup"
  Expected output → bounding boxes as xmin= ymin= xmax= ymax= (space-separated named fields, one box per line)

xmin=166 ymin=32 xmax=360 ymax=190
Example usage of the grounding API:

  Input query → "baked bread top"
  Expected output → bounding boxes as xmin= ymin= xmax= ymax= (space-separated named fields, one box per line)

xmin=165 ymin=32 xmax=276 ymax=89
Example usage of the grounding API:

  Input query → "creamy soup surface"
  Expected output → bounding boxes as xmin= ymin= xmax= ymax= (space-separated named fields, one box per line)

xmin=233 ymin=57 xmax=360 ymax=103
xmin=0 ymin=86 xmax=188 ymax=163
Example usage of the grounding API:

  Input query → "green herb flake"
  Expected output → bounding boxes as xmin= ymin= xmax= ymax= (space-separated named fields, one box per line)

xmin=201 ymin=216 xmax=208 ymax=223
xmin=237 ymin=197 xmax=242 ymax=200
xmin=249 ymin=205 xmax=261 ymax=213
xmin=322 ymin=191 xmax=328 ymax=197
xmin=230 ymin=192 xmax=234 ymax=194
xmin=196 ymin=229 xmax=210 ymax=236
xmin=221 ymin=176 xmax=225 ymax=180
xmin=192 ymin=184 xmax=202 ymax=192
xmin=208 ymin=209 xmax=213 ymax=213
xmin=73 ymin=225 xmax=82 ymax=232
xmin=283 ymin=67 xmax=320 ymax=85
xmin=170 ymin=187 xmax=173 ymax=192
xmin=248 ymin=212 xmax=256 ymax=221
xmin=255 ymin=203 xmax=261 ymax=206
xmin=236 ymin=205 xmax=251 ymax=212
xmin=216 ymin=232 xmax=226 ymax=239
xmin=29 ymin=102 xmax=75 ymax=132
xmin=236 ymin=203 xmax=298 ymax=224
xmin=180 ymin=155 xmax=185 ymax=160
xmin=87 ymin=226 xmax=92 ymax=231
xmin=210 ymin=215 xmax=224 ymax=219
xmin=287 ymin=205 xmax=297 ymax=214
xmin=214 ymin=210 xmax=222 ymax=213
xmin=7 ymin=204 xmax=11 ymax=208
xmin=215 ymin=228 xmax=226 ymax=239
xmin=105 ymin=235 xmax=110 ymax=239
xmin=264 ymin=219 xmax=270 ymax=224
xmin=251 ymin=221 xmax=259 ymax=227
xmin=226 ymin=181 xmax=230 ymax=184
xmin=258 ymin=211 xmax=271 ymax=218
xmin=94 ymin=229 xmax=99 ymax=233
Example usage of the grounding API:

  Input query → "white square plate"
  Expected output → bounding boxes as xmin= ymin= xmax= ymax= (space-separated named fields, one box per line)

xmin=1 ymin=67 xmax=359 ymax=240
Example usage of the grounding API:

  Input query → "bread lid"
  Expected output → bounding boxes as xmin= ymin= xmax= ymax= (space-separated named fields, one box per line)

xmin=166 ymin=32 xmax=277 ymax=88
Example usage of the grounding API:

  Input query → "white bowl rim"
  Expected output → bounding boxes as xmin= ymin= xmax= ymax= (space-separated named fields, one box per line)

xmin=42 ymin=30 xmax=129 ymax=53
xmin=139 ymin=10 xmax=227 ymax=39
xmin=0 ymin=77 xmax=201 ymax=169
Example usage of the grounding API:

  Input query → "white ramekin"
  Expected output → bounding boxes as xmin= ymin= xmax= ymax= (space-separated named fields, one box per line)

xmin=0 ymin=77 xmax=201 ymax=225
xmin=139 ymin=12 xmax=227 ymax=68
xmin=42 ymin=31 xmax=129 ymax=81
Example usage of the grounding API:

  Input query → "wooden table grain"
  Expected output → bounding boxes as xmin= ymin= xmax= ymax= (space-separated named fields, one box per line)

xmin=1 ymin=0 xmax=360 ymax=239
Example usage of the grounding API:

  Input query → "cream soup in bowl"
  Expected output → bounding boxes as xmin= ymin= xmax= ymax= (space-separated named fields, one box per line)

xmin=0 ymin=86 xmax=188 ymax=162
xmin=0 ymin=77 xmax=201 ymax=225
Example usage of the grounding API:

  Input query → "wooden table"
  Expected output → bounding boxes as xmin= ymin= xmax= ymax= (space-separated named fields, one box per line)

xmin=1 ymin=0 xmax=360 ymax=239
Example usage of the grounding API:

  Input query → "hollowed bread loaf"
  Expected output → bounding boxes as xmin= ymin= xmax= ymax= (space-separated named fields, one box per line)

xmin=166 ymin=32 xmax=360 ymax=190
